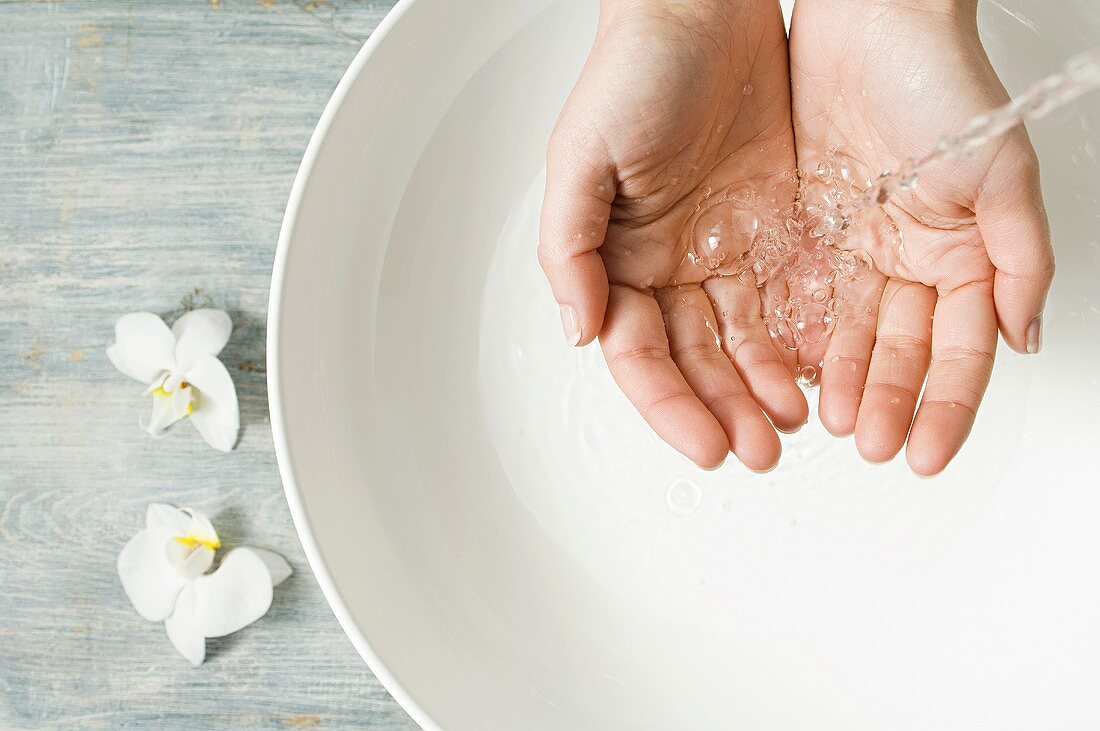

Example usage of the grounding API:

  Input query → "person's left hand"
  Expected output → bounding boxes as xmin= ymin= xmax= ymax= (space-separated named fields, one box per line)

xmin=788 ymin=0 xmax=1055 ymax=475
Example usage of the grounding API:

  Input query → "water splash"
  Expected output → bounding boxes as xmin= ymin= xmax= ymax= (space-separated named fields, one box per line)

xmin=848 ymin=48 xmax=1100 ymax=214
xmin=689 ymin=49 xmax=1100 ymax=370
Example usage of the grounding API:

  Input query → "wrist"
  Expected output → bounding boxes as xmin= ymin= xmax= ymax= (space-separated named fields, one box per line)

xmin=799 ymin=0 xmax=974 ymax=15
xmin=602 ymin=0 xmax=747 ymax=9
xmin=796 ymin=0 xmax=978 ymax=32
xmin=601 ymin=0 xmax=753 ymax=21
xmin=880 ymin=0 xmax=976 ymax=14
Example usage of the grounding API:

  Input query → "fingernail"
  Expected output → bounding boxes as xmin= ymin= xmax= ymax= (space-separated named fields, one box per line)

xmin=1026 ymin=315 xmax=1043 ymax=354
xmin=776 ymin=418 xmax=809 ymax=435
xmin=699 ymin=455 xmax=726 ymax=472
xmin=559 ymin=304 xmax=581 ymax=346
xmin=749 ymin=459 xmax=780 ymax=475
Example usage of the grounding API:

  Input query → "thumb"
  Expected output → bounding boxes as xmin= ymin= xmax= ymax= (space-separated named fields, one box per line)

xmin=976 ymin=145 xmax=1055 ymax=354
xmin=538 ymin=123 xmax=615 ymax=346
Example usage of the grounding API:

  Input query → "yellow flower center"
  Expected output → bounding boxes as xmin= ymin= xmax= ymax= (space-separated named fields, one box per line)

xmin=152 ymin=382 xmax=195 ymax=415
xmin=174 ymin=534 xmax=221 ymax=551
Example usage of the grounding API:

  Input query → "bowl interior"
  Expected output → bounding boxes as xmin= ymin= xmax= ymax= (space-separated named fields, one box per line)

xmin=271 ymin=1 xmax=1100 ymax=727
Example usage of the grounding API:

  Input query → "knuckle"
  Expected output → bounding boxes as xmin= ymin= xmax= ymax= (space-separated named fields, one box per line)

xmin=609 ymin=345 xmax=667 ymax=372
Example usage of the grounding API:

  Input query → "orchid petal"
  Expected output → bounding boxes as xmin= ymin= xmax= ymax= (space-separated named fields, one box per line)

xmin=144 ymin=391 xmax=183 ymax=438
xmin=142 ymin=376 xmax=167 ymax=397
xmin=146 ymin=503 xmax=191 ymax=536
xmin=165 ymin=585 xmax=206 ymax=666
xmin=117 ymin=528 xmax=186 ymax=622
xmin=183 ymin=509 xmax=219 ymax=546
xmin=181 ymin=545 xmax=215 ymax=579
xmin=166 ymin=541 xmax=215 ymax=579
xmin=186 ymin=356 xmax=240 ymax=452
xmin=107 ymin=313 xmax=175 ymax=384
xmin=171 ymin=387 xmax=193 ymax=421
xmin=172 ymin=309 xmax=232 ymax=373
xmin=194 ymin=548 xmax=273 ymax=638
xmin=250 ymin=548 xmax=292 ymax=586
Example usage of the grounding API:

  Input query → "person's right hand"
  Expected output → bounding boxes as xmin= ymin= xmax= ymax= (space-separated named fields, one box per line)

xmin=539 ymin=0 xmax=807 ymax=471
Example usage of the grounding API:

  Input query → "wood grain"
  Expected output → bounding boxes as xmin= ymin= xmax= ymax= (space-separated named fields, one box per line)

xmin=0 ymin=1 xmax=416 ymax=727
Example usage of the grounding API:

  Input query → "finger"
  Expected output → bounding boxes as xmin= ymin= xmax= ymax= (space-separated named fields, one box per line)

xmin=906 ymin=280 xmax=997 ymax=476
xmin=702 ymin=276 xmax=808 ymax=433
xmin=977 ymin=146 xmax=1055 ymax=355
xmin=600 ymin=284 xmax=730 ymax=469
xmin=854 ymin=280 xmax=936 ymax=464
xmin=818 ymin=269 xmax=887 ymax=436
xmin=657 ymin=285 xmax=782 ymax=471
xmin=538 ymin=124 xmax=616 ymax=347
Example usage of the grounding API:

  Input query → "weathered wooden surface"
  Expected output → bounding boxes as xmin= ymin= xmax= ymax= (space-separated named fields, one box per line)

xmin=0 ymin=1 xmax=417 ymax=727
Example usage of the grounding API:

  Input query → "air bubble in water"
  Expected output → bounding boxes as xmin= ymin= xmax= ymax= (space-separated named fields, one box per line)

xmin=812 ymin=211 xmax=848 ymax=238
xmin=794 ymin=302 xmax=836 ymax=345
xmin=726 ymin=184 xmax=757 ymax=208
xmin=835 ymin=151 xmax=873 ymax=191
xmin=689 ymin=199 xmax=760 ymax=272
xmin=849 ymin=249 xmax=873 ymax=279
xmin=767 ymin=307 xmax=804 ymax=351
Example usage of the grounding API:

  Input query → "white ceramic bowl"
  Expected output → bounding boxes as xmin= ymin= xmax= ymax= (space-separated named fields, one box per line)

xmin=269 ymin=1 xmax=1100 ymax=727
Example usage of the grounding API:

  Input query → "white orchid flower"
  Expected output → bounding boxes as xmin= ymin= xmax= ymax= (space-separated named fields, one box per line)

xmin=118 ymin=503 xmax=292 ymax=666
xmin=107 ymin=309 xmax=240 ymax=451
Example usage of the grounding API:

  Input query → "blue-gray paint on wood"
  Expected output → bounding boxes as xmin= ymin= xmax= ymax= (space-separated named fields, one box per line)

xmin=0 ymin=1 xmax=416 ymax=728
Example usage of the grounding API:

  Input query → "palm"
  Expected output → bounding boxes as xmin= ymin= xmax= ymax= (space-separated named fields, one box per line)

xmin=789 ymin=0 xmax=1053 ymax=473
xmin=593 ymin=13 xmax=792 ymax=292
xmin=541 ymin=1 xmax=807 ymax=469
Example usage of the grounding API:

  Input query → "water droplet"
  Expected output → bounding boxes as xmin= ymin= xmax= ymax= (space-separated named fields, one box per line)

xmin=742 ymin=83 xmax=754 ymax=95
xmin=666 ymin=480 xmax=702 ymax=516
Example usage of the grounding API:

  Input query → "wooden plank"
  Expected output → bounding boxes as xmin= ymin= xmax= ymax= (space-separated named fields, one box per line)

xmin=0 ymin=1 xmax=417 ymax=727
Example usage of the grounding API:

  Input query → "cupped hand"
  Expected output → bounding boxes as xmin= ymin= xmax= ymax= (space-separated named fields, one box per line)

xmin=539 ymin=0 xmax=807 ymax=471
xmin=789 ymin=0 xmax=1054 ymax=475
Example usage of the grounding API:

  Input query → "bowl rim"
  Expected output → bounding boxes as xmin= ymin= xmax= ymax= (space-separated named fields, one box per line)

xmin=266 ymin=1 xmax=441 ymax=728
